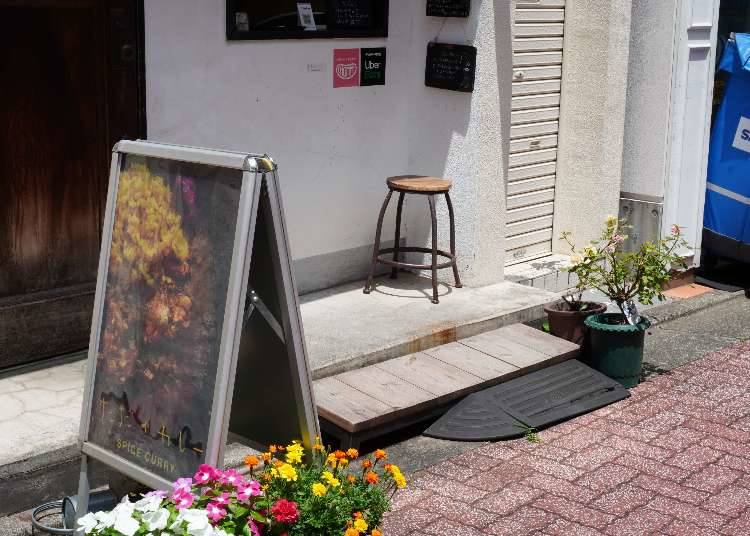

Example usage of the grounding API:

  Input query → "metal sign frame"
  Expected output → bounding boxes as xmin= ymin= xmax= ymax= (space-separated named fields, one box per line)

xmin=76 ymin=140 xmax=318 ymax=512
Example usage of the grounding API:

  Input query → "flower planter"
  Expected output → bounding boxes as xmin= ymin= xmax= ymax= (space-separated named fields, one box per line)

xmin=584 ymin=313 xmax=652 ymax=388
xmin=543 ymin=301 xmax=607 ymax=346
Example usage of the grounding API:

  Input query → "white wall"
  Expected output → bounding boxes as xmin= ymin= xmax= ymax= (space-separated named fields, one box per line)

xmin=553 ymin=0 xmax=633 ymax=251
xmin=144 ymin=0 xmax=510 ymax=293
xmin=621 ymin=0 xmax=678 ymax=200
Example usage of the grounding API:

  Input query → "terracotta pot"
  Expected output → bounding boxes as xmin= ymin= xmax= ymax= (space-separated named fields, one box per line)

xmin=543 ymin=300 xmax=607 ymax=346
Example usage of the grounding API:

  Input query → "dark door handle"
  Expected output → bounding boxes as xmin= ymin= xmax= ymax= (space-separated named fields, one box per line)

xmin=121 ymin=44 xmax=135 ymax=62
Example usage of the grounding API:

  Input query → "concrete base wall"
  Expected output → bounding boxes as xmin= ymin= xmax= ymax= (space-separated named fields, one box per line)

xmin=553 ymin=0 xmax=633 ymax=251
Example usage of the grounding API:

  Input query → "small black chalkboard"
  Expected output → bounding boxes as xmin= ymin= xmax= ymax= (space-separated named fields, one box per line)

xmin=425 ymin=42 xmax=477 ymax=92
xmin=328 ymin=0 xmax=373 ymax=29
xmin=427 ymin=0 xmax=470 ymax=17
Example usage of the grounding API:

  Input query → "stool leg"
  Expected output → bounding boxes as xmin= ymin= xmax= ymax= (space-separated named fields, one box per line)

xmin=428 ymin=194 xmax=439 ymax=304
xmin=391 ymin=192 xmax=405 ymax=279
xmin=445 ymin=192 xmax=462 ymax=288
xmin=364 ymin=190 xmax=393 ymax=294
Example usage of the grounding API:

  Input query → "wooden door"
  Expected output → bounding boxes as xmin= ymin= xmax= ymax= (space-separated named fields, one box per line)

xmin=0 ymin=0 xmax=145 ymax=369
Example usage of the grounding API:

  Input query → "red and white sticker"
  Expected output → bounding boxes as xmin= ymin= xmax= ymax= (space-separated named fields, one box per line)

xmin=333 ymin=48 xmax=360 ymax=88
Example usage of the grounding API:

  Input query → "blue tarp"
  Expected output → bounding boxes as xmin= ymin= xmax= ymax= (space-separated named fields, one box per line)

xmin=704 ymin=34 xmax=750 ymax=247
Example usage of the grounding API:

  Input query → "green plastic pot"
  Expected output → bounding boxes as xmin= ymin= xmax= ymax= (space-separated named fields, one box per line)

xmin=584 ymin=313 xmax=652 ymax=388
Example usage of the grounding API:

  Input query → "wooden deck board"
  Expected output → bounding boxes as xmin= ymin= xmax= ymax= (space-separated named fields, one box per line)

xmin=377 ymin=352 xmax=482 ymax=398
xmin=422 ymin=342 xmax=520 ymax=380
xmin=313 ymin=323 xmax=580 ymax=445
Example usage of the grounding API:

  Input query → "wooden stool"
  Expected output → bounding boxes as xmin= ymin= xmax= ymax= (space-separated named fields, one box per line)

xmin=363 ymin=175 xmax=462 ymax=304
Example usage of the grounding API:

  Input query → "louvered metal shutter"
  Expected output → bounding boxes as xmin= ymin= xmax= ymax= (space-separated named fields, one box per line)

xmin=506 ymin=0 xmax=565 ymax=264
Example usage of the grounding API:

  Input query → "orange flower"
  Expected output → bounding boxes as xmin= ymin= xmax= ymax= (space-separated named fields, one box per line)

xmin=244 ymin=455 xmax=260 ymax=469
xmin=383 ymin=464 xmax=393 ymax=472
xmin=334 ymin=450 xmax=347 ymax=459
xmin=362 ymin=460 xmax=373 ymax=469
xmin=262 ymin=452 xmax=272 ymax=462
xmin=269 ymin=445 xmax=278 ymax=453
xmin=353 ymin=512 xmax=363 ymax=519
xmin=365 ymin=471 xmax=379 ymax=484
xmin=372 ymin=530 xmax=382 ymax=536
xmin=374 ymin=449 xmax=387 ymax=460
xmin=345 ymin=529 xmax=359 ymax=536
xmin=347 ymin=475 xmax=357 ymax=483
xmin=346 ymin=448 xmax=359 ymax=459
xmin=313 ymin=442 xmax=324 ymax=451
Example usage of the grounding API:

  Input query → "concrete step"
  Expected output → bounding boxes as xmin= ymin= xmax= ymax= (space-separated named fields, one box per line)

xmin=0 ymin=274 xmax=558 ymax=514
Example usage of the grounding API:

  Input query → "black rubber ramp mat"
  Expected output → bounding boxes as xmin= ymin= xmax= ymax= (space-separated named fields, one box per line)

xmin=424 ymin=359 xmax=630 ymax=441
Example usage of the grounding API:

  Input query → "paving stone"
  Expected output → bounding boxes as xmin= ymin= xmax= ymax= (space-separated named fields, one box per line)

xmin=474 ymin=482 xmax=545 ymax=515
xmin=638 ymin=411 xmax=688 ymax=434
xmin=718 ymin=454 xmax=750 ymax=472
xmin=409 ymin=472 xmax=489 ymax=502
xmin=662 ymin=519 xmax=723 ymax=536
xmin=542 ymin=519 xmax=606 ymax=536
xmin=615 ymin=452 xmax=691 ymax=482
xmin=425 ymin=460 xmax=479 ymax=482
xmin=415 ymin=494 xmax=498 ymax=527
xmin=530 ymin=444 xmax=574 ymax=462
xmin=591 ymin=483 xmax=655 ymax=516
xmin=702 ymin=486 xmax=750 ymax=517
xmin=521 ymin=473 xmax=598 ymax=504
xmin=552 ymin=427 xmax=610 ymax=451
xmin=720 ymin=509 xmax=750 ymax=535
xmin=465 ymin=462 xmax=536 ymax=492
xmin=632 ymin=474 xmax=710 ymax=505
xmin=601 ymin=434 xmax=672 ymax=461
xmin=604 ymin=508 xmax=673 ymax=536
xmin=470 ymin=443 xmax=519 ymax=461
xmin=684 ymin=418 xmax=750 ymax=443
xmin=576 ymin=463 xmax=639 ymax=493
xmin=484 ymin=506 xmax=556 ymax=536
xmin=390 ymin=487 xmax=434 ymax=511
xmin=381 ymin=506 xmax=435 ymax=536
xmin=665 ymin=445 xmax=724 ymax=472
xmin=566 ymin=445 xmax=623 ymax=470
xmin=589 ymin=419 xmax=659 ymax=443
xmin=515 ymin=455 xmax=585 ymax=481
xmin=533 ymin=495 xmax=615 ymax=529
xmin=701 ymin=434 xmax=750 ymax=459
xmin=449 ymin=450 xmax=506 ymax=471
xmin=650 ymin=426 xmax=706 ymax=451
xmin=683 ymin=464 xmax=743 ymax=494
xmin=423 ymin=518 xmax=489 ymax=536
xmin=646 ymin=496 xmax=728 ymax=529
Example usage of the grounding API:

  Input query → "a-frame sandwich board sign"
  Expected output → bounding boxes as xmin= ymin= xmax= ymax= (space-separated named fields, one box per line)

xmin=76 ymin=140 xmax=319 ymax=513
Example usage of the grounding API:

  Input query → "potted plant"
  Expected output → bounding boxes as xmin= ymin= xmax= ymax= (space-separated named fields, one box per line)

xmin=543 ymin=285 xmax=606 ymax=347
xmin=562 ymin=216 xmax=686 ymax=387
xmin=77 ymin=441 xmax=404 ymax=536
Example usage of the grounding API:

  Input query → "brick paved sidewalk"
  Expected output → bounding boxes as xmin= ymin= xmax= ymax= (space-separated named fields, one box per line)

xmin=383 ymin=340 xmax=750 ymax=536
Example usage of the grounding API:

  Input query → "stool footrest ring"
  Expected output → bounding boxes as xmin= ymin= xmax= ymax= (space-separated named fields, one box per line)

xmin=375 ymin=246 xmax=456 ymax=270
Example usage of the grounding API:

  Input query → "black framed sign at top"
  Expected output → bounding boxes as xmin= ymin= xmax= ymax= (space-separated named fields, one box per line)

xmin=426 ymin=0 xmax=470 ymax=17
xmin=425 ymin=42 xmax=477 ymax=92
xmin=226 ymin=0 xmax=389 ymax=40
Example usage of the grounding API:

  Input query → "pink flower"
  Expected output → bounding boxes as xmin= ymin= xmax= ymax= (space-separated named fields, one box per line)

xmin=172 ymin=477 xmax=193 ymax=494
xmin=237 ymin=481 xmax=262 ymax=502
xmin=612 ymin=234 xmax=625 ymax=244
xmin=172 ymin=490 xmax=195 ymax=510
xmin=671 ymin=224 xmax=681 ymax=236
xmin=205 ymin=502 xmax=227 ymax=523
xmin=212 ymin=492 xmax=232 ymax=507
xmin=194 ymin=464 xmax=217 ymax=484
xmin=270 ymin=499 xmax=299 ymax=524
xmin=218 ymin=468 xmax=243 ymax=487
xmin=246 ymin=520 xmax=262 ymax=536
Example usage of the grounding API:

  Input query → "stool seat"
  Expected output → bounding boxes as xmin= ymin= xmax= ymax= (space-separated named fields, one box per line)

xmin=387 ymin=175 xmax=452 ymax=193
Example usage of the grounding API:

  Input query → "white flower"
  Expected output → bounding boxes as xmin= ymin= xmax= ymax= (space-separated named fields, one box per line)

xmin=175 ymin=509 xmax=213 ymax=536
xmin=76 ymin=512 xmax=98 ymax=534
xmin=111 ymin=498 xmax=139 ymax=536
xmin=214 ymin=529 xmax=231 ymax=536
xmin=142 ymin=508 xmax=170 ymax=531
xmin=134 ymin=494 xmax=163 ymax=513
xmin=93 ymin=510 xmax=115 ymax=529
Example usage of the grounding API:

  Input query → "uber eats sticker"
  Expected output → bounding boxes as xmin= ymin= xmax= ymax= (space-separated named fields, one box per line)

xmin=361 ymin=47 xmax=386 ymax=86
xmin=732 ymin=116 xmax=750 ymax=154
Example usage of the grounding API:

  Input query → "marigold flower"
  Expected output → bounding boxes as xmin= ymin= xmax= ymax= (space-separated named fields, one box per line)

xmin=372 ymin=530 xmax=382 ymax=536
xmin=346 ymin=448 xmax=359 ymax=459
xmin=364 ymin=471 xmax=379 ymax=484
xmin=347 ymin=475 xmax=357 ymax=483
xmin=338 ymin=458 xmax=349 ymax=467
xmin=353 ymin=518 xmax=368 ymax=532
xmin=269 ymin=445 xmax=278 ymax=454
xmin=322 ymin=471 xmax=341 ymax=488
xmin=362 ymin=460 xmax=373 ymax=469
xmin=345 ymin=529 xmax=359 ymax=536
xmin=312 ymin=482 xmax=327 ymax=497
xmin=285 ymin=442 xmax=304 ymax=464
xmin=334 ymin=450 xmax=347 ymax=459
xmin=272 ymin=463 xmax=298 ymax=482
xmin=262 ymin=452 xmax=272 ymax=462
xmin=244 ymin=455 xmax=260 ymax=469
xmin=374 ymin=449 xmax=387 ymax=460
xmin=353 ymin=512 xmax=362 ymax=519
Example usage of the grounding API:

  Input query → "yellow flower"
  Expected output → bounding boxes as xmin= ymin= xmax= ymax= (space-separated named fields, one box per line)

xmin=312 ymin=482 xmax=327 ymax=497
xmin=346 ymin=448 xmax=359 ymax=459
xmin=272 ymin=463 xmax=298 ymax=482
xmin=338 ymin=458 xmax=349 ymax=467
xmin=286 ymin=442 xmax=304 ymax=464
xmin=353 ymin=518 xmax=368 ymax=533
xmin=326 ymin=453 xmax=338 ymax=467
xmin=606 ymin=215 xmax=618 ymax=228
xmin=387 ymin=464 xmax=407 ymax=489
xmin=322 ymin=471 xmax=341 ymax=488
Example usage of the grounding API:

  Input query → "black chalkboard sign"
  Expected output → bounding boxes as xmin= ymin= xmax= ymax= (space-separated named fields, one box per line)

xmin=425 ymin=42 xmax=477 ymax=92
xmin=329 ymin=0 xmax=373 ymax=29
xmin=427 ymin=0 xmax=470 ymax=17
